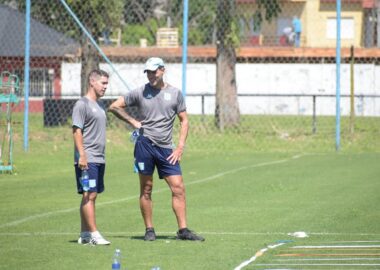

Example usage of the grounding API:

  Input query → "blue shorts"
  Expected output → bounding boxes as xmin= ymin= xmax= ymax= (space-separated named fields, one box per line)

xmin=75 ymin=163 xmax=105 ymax=194
xmin=134 ymin=135 xmax=182 ymax=179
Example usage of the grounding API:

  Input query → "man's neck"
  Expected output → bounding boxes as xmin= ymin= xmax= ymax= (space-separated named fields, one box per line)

xmin=85 ymin=90 xmax=98 ymax=101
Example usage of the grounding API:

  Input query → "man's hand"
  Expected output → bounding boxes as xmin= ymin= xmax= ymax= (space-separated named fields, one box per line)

xmin=167 ymin=146 xmax=184 ymax=165
xmin=78 ymin=154 xmax=88 ymax=170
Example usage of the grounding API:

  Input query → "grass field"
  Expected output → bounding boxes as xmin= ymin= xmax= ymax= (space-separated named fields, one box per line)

xmin=0 ymin=114 xmax=379 ymax=269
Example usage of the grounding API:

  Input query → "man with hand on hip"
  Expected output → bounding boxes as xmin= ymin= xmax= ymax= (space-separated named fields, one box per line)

xmin=109 ymin=57 xmax=204 ymax=241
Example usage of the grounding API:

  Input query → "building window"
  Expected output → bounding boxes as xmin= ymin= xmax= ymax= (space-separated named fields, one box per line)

xmin=326 ymin=17 xmax=355 ymax=39
xmin=15 ymin=68 xmax=53 ymax=97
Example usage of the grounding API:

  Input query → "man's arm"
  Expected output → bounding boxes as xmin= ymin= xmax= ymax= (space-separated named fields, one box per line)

xmin=167 ymin=111 xmax=189 ymax=164
xmin=108 ymin=96 xmax=141 ymax=129
xmin=73 ymin=127 xmax=87 ymax=170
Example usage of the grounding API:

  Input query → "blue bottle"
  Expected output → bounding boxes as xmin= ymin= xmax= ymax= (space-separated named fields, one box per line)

xmin=81 ymin=169 xmax=90 ymax=192
xmin=112 ymin=249 xmax=121 ymax=270
xmin=130 ymin=129 xmax=140 ymax=143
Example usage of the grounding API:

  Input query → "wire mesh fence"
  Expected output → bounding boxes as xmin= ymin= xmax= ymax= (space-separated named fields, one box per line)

xmin=0 ymin=0 xmax=379 ymax=153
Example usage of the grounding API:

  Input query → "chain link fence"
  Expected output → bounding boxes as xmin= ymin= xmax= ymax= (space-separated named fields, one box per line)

xmin=0 ymin=0 xmax=379 ymax=153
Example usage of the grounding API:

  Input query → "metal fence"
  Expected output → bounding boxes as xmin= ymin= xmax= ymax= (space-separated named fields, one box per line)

xmin=0 ymin=0 xmax=379 ymax=152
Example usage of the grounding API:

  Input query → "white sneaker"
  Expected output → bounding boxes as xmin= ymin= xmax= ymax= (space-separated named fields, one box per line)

xmin=78 ymin=232 xmax=91 ymax=244
xmin=88 ymin=231 xmax=111 ymax=245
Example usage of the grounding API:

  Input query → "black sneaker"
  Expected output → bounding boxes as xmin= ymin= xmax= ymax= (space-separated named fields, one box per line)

xmin=176 ymin=228 xmax=205 ymax=241
xmin=144 ymin=227 xmax=156 ymax=241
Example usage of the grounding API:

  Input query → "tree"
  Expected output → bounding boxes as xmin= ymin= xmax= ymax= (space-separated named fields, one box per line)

xmin=0 ymin=0 xmax=123 ymax=95
xmin=122 ymin=0 xmax=217 ymax=46
xmin=215 ymin=0 xmax=240 ymax=131
xmin=59 ymin=0 xmax=124 ymax=95
xmin=215 ymin=0 xmax=281 ymax=130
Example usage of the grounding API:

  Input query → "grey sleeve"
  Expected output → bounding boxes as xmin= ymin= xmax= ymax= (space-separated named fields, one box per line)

xmin=124 ymin=88 xmax=141 ymax=106
xmin=72 ymin=100 xmax=86 ymax=129
xmin=176 ymin=91 xmax=186 ymax=113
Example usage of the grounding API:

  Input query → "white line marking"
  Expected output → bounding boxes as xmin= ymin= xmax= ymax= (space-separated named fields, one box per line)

xmin=0 ymin=155 xmax=303 ymax=229
xmin=276 ymin=258 xmax=380 ymax=261
xmin=310 ymin=232 xmax=380 ymax=236
xmin=292 ymin=245 xmax=380 ymax=249
xmin=1 ymin=231 xmax=380 ymax=238
xmin=256 ymin=263 xmax=380 ymax=266
xmin=234 ymin=243 xmax=286 ymax=270
xmin=323 ymin=241 xmax=380 ymax=243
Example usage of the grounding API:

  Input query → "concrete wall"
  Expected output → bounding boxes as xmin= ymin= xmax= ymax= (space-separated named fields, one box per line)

xmin=61 ymin=62 xmax=380 ymax=116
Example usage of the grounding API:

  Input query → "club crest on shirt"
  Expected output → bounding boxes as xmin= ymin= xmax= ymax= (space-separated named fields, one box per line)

xmin=164 ymin=92 xmax=171 ymax=101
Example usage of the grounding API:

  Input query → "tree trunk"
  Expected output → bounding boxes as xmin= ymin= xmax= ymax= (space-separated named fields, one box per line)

xmin=215 ymin=0 xmax=240 ymax=131
xmin=80 ymin=36 xmax=99 ymax=96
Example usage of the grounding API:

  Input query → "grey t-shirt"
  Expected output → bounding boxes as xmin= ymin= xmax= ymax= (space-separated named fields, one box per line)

xmin=72 ymin=97 xmax=106 ymax=164
xmin=124 ymin=83 xmax=186 ymax=148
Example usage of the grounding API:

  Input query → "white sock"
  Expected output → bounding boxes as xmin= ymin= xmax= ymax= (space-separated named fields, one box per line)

xmin=90 ymin=231 xmax=101 ymax=238
xmin=80 ymin=231 xmax=90 ymax=238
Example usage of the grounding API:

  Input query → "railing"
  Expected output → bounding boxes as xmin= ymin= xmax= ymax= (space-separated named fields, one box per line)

xmin=186 ymin=93 xmax=380 ymax=133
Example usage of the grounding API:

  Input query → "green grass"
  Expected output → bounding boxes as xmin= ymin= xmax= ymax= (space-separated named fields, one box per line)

xmin=0 ymin=113 xmax=379 ymax=269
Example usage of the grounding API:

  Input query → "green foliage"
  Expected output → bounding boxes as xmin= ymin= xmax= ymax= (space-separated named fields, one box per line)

xmin=122 ymin=20 xmax=159 ymax=46
xmin=0 ymin=0 xmax=124 ymax=41
xmin=225 ymin=19 xmax=241 ymax=48
xmin=253 ymin=0 xmax=282 ymax=31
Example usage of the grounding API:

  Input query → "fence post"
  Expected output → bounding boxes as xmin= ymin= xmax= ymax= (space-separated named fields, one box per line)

xmin=350 ymin=45 xmax=355 ymax=134
xmin=23 ymin=0 xmax=31 ymax=152
xmin=335 ymin=0 xmax=341 ymax=151
xmin=312 ymin=95 xmax=317 ymax=134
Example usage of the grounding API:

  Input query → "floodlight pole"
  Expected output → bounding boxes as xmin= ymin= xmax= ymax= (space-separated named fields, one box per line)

xmin=335 ymin=0 xmax=341 ymax=151
xmin=23 ymin=0 xmax=31 ymax=152
xmin=182 ymin=0 xmax=189 ymax=98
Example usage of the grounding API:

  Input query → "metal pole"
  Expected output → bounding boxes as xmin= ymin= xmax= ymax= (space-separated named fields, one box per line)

xmin=336 ymin=0 xmax=341 ymax=151
xmin=312 ymin=95 xmax=317 ymax=134
xmin=182 ymin=0 xmax=189 ymax=98
xmin=23 ymin=0 xmax=31 ymax=151
xmin=350 ymin=45 xmax=355 ymax=134
xmin=59 ymin=0 xmax=131 ymax=91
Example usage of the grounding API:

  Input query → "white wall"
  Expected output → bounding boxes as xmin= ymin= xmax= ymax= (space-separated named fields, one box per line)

xmin=61 ymin=62 xmax=380 ymax=116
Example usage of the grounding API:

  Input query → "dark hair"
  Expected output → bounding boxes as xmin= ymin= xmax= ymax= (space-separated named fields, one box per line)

xmin=88 ymin=69 xmax=109 ymax=84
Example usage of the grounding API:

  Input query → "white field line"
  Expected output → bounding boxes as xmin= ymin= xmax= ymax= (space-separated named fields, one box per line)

xmin=322 ymin=241 xmax=380 ymax=243
xmin=308 ymin=232 xmax=380 ymax=236
xmin=275 ymin=258 xmax=380 ymax=261
xmin=256 ymin=263 xmax=380 ymax=266
xmin=0 ymin=155 xmax=303 ymax=229
xmin=292 ymin=245 xmax=380 ymax=249
xmin=234 ymin=243 xmax=286 ymax=270
xmin=1 ymin=231 xmax=380 ymax=237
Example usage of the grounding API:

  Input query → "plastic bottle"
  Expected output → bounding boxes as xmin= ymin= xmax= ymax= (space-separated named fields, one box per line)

xmin=130 ymin=129 xmax=140 ymax=143
xmin=112 ymin=249 xmax=121 ymax=269
xmin=81 ymin=169 xmax=90 ymax=192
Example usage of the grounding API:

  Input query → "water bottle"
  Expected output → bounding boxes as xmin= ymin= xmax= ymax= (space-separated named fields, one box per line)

xmin=81 ymin=169 xmax=90 ymax=192
xmin=130 ymin=129 xmax=140 ymax=143
xmin=112 ymin=249 xmax=121 ymax=270
xmin=151 ymin=267 xmax=161 ymax=270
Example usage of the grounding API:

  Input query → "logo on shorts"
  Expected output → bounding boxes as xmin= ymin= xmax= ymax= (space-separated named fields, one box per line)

xmin=138 ymin=162 xmax=145 ymax=171
xmin=89 ymin=179 xmax=97 ymax=188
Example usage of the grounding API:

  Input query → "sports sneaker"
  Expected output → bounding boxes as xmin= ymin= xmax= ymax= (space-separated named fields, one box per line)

xmin=86 ymin=231 xmax=111 ymax=245
xmin=77 ymin=232 xmax=91 ymax=244
xmin=88 ymin=235 xmax=111 ymax=245
xmin=176 ymin=228 xmax=205 ymax=241
xmin=144 ymin=227 xmax=156 ymax=241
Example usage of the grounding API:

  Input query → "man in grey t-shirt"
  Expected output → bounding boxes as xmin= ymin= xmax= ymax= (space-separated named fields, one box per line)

xmin=72 ymin=69 xmax=110 ymax=245
xmin=109 ymin=57 xmax=204 ymax=241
